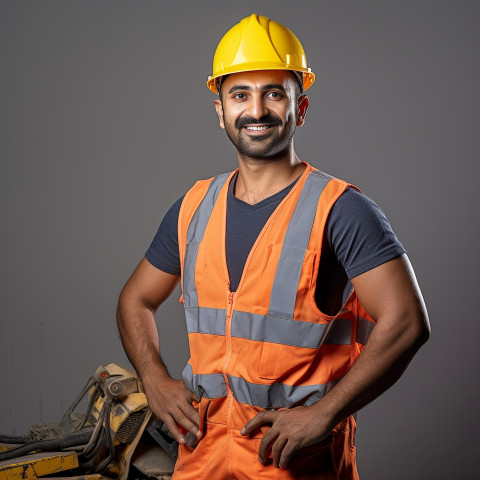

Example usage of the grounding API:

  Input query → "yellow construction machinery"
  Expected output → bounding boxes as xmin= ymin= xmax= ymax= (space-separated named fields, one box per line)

xmin=0 ymin=364 xmax=176 ymax=480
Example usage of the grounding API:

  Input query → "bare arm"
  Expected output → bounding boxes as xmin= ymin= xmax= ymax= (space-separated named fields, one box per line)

xmin=117 ymin=257 xmax=200 ymax=444
xmin=242 ymin=254 xmax=430 ymax=467
xmin=316 ymin=253 xmax=430 ymax=422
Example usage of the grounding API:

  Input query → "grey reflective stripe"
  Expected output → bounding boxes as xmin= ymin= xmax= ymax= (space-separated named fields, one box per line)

xmin=183 ymin=172 xmax=231 ymax=307
xmin=231 ymin=310 xmax=329 ymax=348
xmin=269 ymin=171 xmax=332 ymax=319
xmin=228 ymin=374 xmax=339 ymax=409
xmin=186 ymin=172 xmax=231 ymax=243
xmin=316 ymin=316 xmax=376 ymax=345
xmin=182 ymin=241 xmax=200 ymax=307
xmin=182 ymin=363 xmax=195 ymax=391
xmin=323 ymin=318 xmax=352 ymax=345
xmin=185 ymin=306 xmax=226 ymax=335
xmin=356 ymin=316 xmax=375 ymax=345
xmin=182 ymin=364 xmax=227 ymax=399
xmin=183 ymin=366 xmax=340 ymax=407
xmin=185 ymin=306 xmax=372 ymax=347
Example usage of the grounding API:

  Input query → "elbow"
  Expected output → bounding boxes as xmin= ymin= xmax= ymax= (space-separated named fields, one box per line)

xmin=116 ymin=290 xmax=128 ymax=334
xmin=377 ymin=307 xmax=430 ymax=354
xmin=116 ymin=287 xmax=128 ymax=325
xmin=116 ymin=300 xmax=124 ymax=328
xmin=116 ymin=284 xmax=156 ymax=326
xmin=405 ymin=309 xmax=431 ymax=351
xmin=417 ymin=314 xmax=431 ymax=346
xmin=116 ymin=285 xmax=139 ymax=331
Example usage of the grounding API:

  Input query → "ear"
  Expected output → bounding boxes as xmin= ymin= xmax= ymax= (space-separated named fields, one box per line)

xmin=296 ymin=95 xmax=309 ymax=127
xmin=214 ymin=99 xmax=225 ymax=129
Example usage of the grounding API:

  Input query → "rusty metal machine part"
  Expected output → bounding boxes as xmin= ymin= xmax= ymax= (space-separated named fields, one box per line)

xmin=0 ymin=364 xmax=159 ymax=479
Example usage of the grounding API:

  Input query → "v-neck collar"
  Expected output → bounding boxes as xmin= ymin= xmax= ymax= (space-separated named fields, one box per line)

xmin=220 ymin=162 xmax=314 ymax=294
xmin=228 ymin=171 xmax=302 ymax=210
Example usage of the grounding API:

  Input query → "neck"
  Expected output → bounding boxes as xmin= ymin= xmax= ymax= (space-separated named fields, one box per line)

xmin=234 ymin=147 xmax=306 ymax=205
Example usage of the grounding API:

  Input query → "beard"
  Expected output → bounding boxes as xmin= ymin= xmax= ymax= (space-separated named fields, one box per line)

xmin=223 ymin=112 xmax=296 ymax=160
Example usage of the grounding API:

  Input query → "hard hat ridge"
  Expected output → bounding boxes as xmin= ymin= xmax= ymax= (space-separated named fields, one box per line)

xmin=207 ymin=14 xmax=315 ymax=94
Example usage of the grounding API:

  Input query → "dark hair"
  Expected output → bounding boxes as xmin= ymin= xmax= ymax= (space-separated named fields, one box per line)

xmin=215 ymin=75 xmax=229 ymax=96
xmin=290 ymin=71 xmax=304 ymax=95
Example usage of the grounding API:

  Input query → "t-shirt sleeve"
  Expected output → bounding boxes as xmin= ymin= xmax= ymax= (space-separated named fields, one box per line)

xmin=145 ymin=195 xmax=185 ymax=275
xmin=326 ymin=187 xmax=406 ymax=279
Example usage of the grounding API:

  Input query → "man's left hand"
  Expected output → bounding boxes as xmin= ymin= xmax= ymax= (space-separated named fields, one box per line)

xmin=240 ymin=405 xmax=332 ymax=469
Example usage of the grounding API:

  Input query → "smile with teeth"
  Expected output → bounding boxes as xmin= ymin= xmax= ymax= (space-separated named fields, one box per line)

xmin=245 ymin=125 xmax=270 ymax=131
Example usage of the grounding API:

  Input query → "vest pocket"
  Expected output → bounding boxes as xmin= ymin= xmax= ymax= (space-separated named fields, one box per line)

xmin=258 ymin=342 xmax=281 ymax=380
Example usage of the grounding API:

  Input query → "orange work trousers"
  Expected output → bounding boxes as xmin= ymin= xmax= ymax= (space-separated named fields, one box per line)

xmin=172 ymin=400 xmax=359 ymax=480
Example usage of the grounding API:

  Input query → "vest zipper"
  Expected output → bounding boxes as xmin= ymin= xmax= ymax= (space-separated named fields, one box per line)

xmin=223 ymin=289 xmax=235 ymax=477
xmin=223 ymin=290 xmax=235 ymax=389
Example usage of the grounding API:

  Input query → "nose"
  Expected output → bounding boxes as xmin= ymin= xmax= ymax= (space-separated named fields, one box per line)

xmin=246 ymin=93 xmax=269 ymax=120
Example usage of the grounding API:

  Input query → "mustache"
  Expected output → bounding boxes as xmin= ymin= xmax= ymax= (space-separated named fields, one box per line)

xmin=236 ymin=114 xmax=282 ymax=129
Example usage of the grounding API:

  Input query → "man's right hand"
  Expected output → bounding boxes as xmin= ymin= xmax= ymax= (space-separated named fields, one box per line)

xmin=142 ymin=374 xmax=201 ymax=445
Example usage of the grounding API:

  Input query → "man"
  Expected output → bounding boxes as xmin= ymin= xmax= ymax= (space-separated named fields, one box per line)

xmin=117 ymin=14 xmax=430 ymax=479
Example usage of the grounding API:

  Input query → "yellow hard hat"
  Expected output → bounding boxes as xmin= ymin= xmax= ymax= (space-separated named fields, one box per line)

xmin=207 ymin=14 xmax=315 ymax=94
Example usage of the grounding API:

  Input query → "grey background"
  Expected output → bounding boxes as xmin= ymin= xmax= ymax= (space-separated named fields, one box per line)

xmin=1 ymin=1 xmax=478 ymax=478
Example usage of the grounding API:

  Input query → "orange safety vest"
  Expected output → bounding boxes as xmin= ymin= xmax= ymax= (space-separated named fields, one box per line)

xmin=174 ymin=163 xmax=374 ymax=479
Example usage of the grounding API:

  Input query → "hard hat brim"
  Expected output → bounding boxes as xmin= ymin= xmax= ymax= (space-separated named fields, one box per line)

xmin=207 ymin=67 xmax=315 ymax=94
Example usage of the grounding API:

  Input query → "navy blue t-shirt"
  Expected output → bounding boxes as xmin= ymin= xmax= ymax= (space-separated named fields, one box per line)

xmin=145 ymin=173 xmax=405 ymax=315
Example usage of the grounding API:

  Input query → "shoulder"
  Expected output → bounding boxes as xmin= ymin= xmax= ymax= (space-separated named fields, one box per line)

xmin=327 ymin=187 xmax=406 ymax=279
xmin=144 ymin=194 xmax=185 ymax=275
xmin=186 ymin=171 xmax=233 ymax=194
xmin=180 ymin=171 xmax=234 ymax=219
xmin=331 ymin=187 xmax=384 ymax=217
xmin=327 ymin=186 xmax=396 ymax=239
xmin=183 ymin=172 xmax=232 ymax=203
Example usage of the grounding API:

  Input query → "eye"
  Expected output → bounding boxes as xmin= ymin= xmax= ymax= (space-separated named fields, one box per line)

xmin=233 ymin=93 xmax=247 ymax=100
xmin=267 ymin=91 xmax=283 ymax=99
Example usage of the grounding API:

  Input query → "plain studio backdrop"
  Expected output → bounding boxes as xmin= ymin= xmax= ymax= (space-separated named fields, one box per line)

xmin=1 ymin=1 xmax=478 ymax=478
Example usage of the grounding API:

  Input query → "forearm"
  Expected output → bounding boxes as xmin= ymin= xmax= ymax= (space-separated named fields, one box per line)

xmin=116 ymin=295 xmax=170 ymax=382
xmin=241 ymin=314 xmax=429 ymax=468
xmin=314 ymin=311 xmax=430 ymax=429
xmin=242 ymin=256 xmax=430 ymax=468
xmin=116 ymin=295 xmax=200 ymax=442
xmin=115 ymin=262 xmax=199 ymax=441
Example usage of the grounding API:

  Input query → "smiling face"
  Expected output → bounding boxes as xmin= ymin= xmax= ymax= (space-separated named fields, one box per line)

xmin=214 ymin=70 xmax=309 ymax=161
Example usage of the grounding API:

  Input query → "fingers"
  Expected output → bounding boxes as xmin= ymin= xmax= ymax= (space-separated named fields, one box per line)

xmin=271 ymin=436 xmax=288 ymax=468
xmin=145 ymin=379 xmax=202 ymax=443
xmin=278 ymin=440 xmax=297 ymax=469
xmin=177 ymin=402 xmax=201 ymax=438
xmin=241 ymin=409 xmax=308 ymax=469
xmin=240 ymin=410 xmax=275 ymax=436
xmin=181 ymin=397 xmax=200 ymax=429
xmin=154 ymin=402 xmax=200 ymax=445
xmin=162 ymin=414 xmax=187 ymax=445
xmin=261 ymin=433 xmax=298 ymax=469
xmin=258 ymin=427 xmax=279 ymax=464
xmin=241 ymin=410 xmax=292 ymax=469
xmin=185 ymin=388 xmax=199 ymax=404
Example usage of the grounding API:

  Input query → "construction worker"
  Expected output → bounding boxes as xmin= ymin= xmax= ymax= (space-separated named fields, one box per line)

xmin=117 ymin=14 xmax=430 ymax=479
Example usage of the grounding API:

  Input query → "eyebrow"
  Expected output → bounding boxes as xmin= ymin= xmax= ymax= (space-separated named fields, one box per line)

xmin=227 ymin=84 xmax=287 ymax=94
